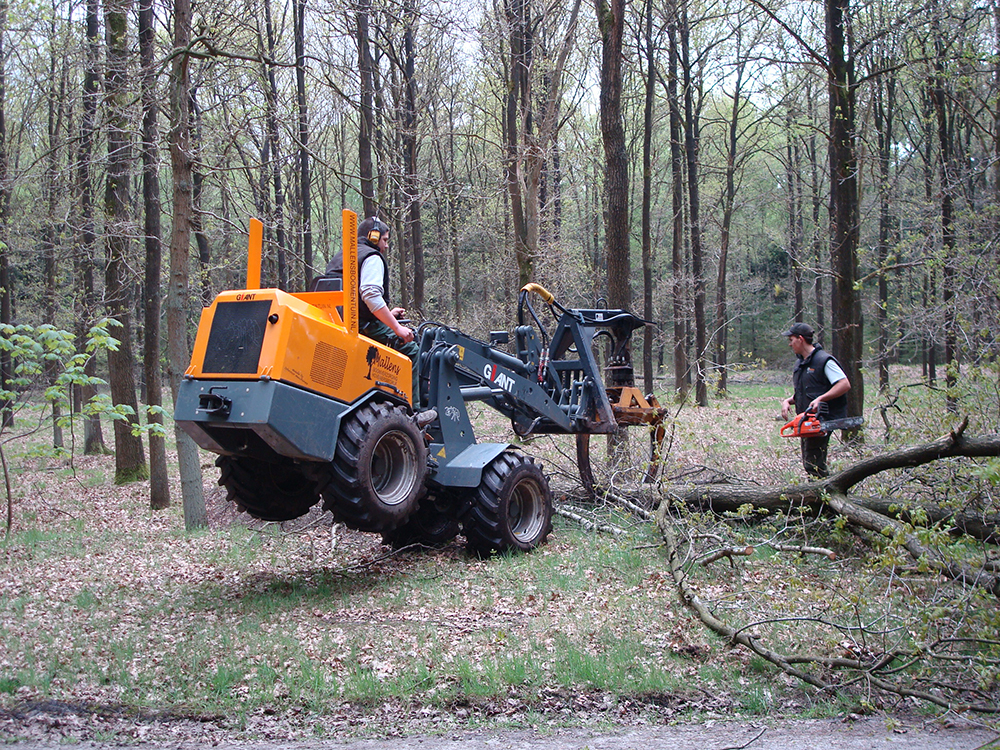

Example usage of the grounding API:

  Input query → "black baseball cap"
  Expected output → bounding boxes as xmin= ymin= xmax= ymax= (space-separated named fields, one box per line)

xmin=781 ymin=322 xmax=814 ymax=338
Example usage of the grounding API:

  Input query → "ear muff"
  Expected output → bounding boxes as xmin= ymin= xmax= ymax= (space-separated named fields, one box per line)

xmin=360 ymin=217 xmax=389 ymax=245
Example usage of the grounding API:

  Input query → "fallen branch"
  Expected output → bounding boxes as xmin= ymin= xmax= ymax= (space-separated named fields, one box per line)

xmin=856 ymin=495 xmax=1000 ymax=544
xmin=822 ymin=491 xmax=1000 ymax=597
xmin=658 ymin=421 xmax=1000 ymax=597
xmin=604 ymin=490 xmax=655 ymax=521
xmin=555 ymin=505 xmax=626 ymax=535
xmin=829 ymin=416 xmax=994 ymax=493
xmin=717 ymin=726 xmax=767 ymax=750
xmin=768 ymin=543 xmax=836 ymax=560
xmin=659 ymin=512 xmax=831 ymax=690
xmin=699 ymin=546 xmax=754 ymax=566
xmin=658 ymin=509 xmax=1000 ymax=713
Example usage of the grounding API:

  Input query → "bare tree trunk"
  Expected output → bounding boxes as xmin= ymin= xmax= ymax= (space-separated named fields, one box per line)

xmin=294 ymin=0 xmax=312 ymax=285
xmin=596 ymin=0 xmax=630 ymax=311
xmin=262 ymin=0 xmax=287 ymax=290
xmin=104 ymin=0 xmax=147 ymax=483
xmin=402 ymin=0 xmax=424 ymax=313
xmin=449 ymin=191 xmax=460 ymax=321
xmin=43 ymin=18 xmax=64 ymax=448
xmin=679 ymin=8 xmax=705 ymax=406
xmin=357 ymin=0 xmax=376 ymax=219
xmin=995 ymin=0 xmax=1000 ymax=201
xmin=930 ymin=2 xmax=957 ymax=411
xmin=167 ymin=0 xmax=206 ymax=529
xmin=189 ymin=87 xmax=212 ymax=305
xmin=874 ymin=62 xmax=895 ymax=393
xmin=373 ymin=43 xmax=387 ymax=214
xmin=0 ymin=0 xmax=12 ymax=430
xmin=786 ymin=110 xmax=803 ymax=321
xmin=75 ymin=0 xmax=104 ymax=453
xmin=826 ymin=0 xmax=864 ymax=421
xmin=503 ymin=0 xmax=532 ymax=286
xmin=430 ymin=103 xmax=462 ymax=322
xmin=667 ymin=12 xmax=687 ymax=402
xmin=498 ymin=0 xmax=581 ymax=291
xmin=919 ymin=87 xmax=937 ymax=385
xmin=641 ymin=0 xmax=654 ymax=395
xmin=716 ymin=42 xmax=745 ymax=398
xmin=551 ymin=141 xmax=562 ymax=240
xmin=807 ymin=83 xmax=825 ymax=338
xmin=139 ymin=0 xmax=169 ymax=509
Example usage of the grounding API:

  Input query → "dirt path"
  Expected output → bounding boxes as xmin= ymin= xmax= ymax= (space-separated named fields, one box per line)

xmin=3 ymin=717 xmax=998 ymax=750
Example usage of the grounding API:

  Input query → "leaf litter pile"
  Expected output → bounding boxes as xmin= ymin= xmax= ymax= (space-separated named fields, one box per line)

xmin=1 ymin=370 xmax=996 ymax=744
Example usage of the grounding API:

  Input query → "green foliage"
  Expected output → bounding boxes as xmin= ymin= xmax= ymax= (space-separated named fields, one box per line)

xmin=0 ymin=320 xmax=115 ymax=421
xmin=969 ymin=459 xmax=1000 ymax=485
xmin=0 ymin=319 xmax=125 ymax=531
xmin=748 ymin=242 xmax=790 ymax=283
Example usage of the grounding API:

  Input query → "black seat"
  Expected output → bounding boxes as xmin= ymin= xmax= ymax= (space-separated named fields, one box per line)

xmin=308 ymin=275 xmax=342 ymax=292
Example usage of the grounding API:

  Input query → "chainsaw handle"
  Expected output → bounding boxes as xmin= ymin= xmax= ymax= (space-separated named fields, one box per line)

xmin=780 ymin=414 xmax=803 ymax=438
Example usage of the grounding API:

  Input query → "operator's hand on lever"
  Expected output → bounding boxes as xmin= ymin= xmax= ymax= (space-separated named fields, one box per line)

xmin=372 ymin=305 xmax=415 ymax=344
xmin=389 ymin=307 xmax=414 ymax=344
xmin=390 ymin=320 xmax=414 ymax=344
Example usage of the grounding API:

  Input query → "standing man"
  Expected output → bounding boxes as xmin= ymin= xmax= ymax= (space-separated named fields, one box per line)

xmin=325 ymin=216 xmax=422 ymax=402
xmin=780 ymin=322 xmax=851 ymax=477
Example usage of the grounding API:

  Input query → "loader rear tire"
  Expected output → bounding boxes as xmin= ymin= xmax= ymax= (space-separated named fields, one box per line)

xmin=317 ymin=402 xmax=427 ymax=532
xmin=216 ymin=455 xmax=320 ymax=522
xmin=463 ymin=451 xmax=553 ymax=555
xmin=381 ymin=493 xmax=461 ymax=549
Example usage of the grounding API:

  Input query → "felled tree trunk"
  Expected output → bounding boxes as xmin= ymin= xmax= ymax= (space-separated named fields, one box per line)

xmin=658 ymin=418 xmax=1000 ymax=595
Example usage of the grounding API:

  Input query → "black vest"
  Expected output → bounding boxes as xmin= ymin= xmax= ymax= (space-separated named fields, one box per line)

xmin=324 ymin=242 xmax=390 ymax=325
xmin=792 ymin=345 xmax=847 ymax=419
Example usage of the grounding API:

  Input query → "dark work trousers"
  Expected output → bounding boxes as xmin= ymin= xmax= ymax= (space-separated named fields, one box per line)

xmin=800 ymin=434 xmax=831 ymax=477
xmin=360 ymin=319 xmax=420 ymax=400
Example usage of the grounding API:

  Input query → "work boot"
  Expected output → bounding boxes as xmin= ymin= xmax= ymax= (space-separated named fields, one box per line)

xmin=415 ymin=408 xmax=437 ymax=428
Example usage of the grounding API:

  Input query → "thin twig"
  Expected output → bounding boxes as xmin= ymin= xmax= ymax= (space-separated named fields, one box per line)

xmin=716 ymin=726 xmax=767 ymax=750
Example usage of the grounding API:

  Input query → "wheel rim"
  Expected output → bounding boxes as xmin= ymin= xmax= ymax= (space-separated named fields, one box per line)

xmin=370 ymin=430 xmax=419 ymax=506
xmin=509 ymin=476 xmax=546 ymax=542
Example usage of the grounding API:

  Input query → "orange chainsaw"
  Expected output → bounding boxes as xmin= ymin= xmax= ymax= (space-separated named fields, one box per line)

xmin=781 ymin=412 xmax=864 ymax=438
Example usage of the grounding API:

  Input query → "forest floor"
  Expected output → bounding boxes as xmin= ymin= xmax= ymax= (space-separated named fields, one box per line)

xmin=2 ymin=711 xmax=997 ymax=750
xmin=1 ymin=368 xmax=999 ymax=748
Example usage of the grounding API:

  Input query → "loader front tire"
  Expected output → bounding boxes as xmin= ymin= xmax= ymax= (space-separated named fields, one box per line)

xmin=463 ymin=451 xmax=553 ymax=555
xmin=216 ymin=455 xmax=320 ymax=521
xmin=317 ymin=402 xmax=427 ymax=532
